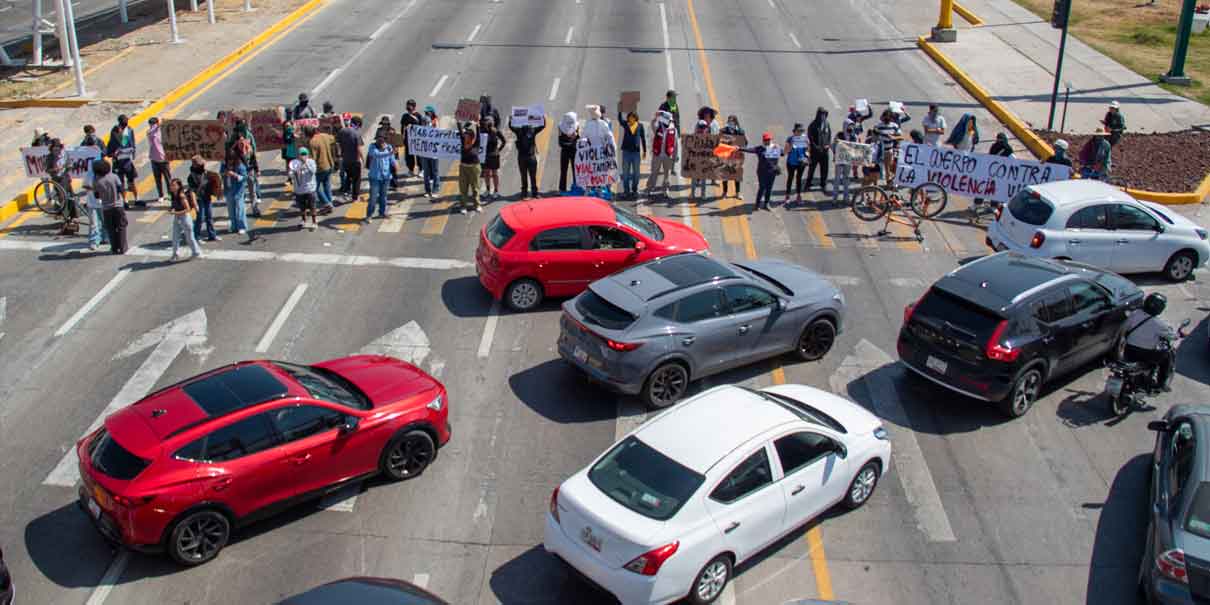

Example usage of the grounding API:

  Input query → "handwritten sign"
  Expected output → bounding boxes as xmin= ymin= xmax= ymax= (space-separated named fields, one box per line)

xmin=509 ymin=104 xmax=545 ymax=128
xmin=835 ymin=140 xmax=876 ymax=166
xmin=21 ymin=146 xmax=102 ymax=178
xmin=292 ymin=117 xmax=321 ymax=130
xmin=318 ymin=115 xmax=344 ymax=135
xmin=221 ymin=107 xmax=286 ymax=151
xmin=407 ymin=125 xmax=462 ymax=161
xmin=619 ymin=91 xmax=641 ymax=115
xmin=681 ymin=133 xmax=746 ymax=181
xmin=894 ymin=142 xmax=1072 ymax=203
xmin=162 ymin=120 xmax=227 ymax=161
xmin=574 ymin=137 xmax=617 ymax=188
xmin=455 ymin=98 xmax=481 ymax=124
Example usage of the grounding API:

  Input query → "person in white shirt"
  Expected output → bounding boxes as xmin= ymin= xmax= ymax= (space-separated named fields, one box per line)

xmin=922 ymin=104 xmax=946 ymax=146
xmin=288 ymin=148 xmax=319 ymax=230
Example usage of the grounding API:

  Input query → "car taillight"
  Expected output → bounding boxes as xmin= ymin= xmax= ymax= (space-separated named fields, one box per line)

xmin=994 ymin=204 xmax=1003 ymax=221
xmin=113 ymin=494 xmax=155 ymax=508
xmin=903 ymin=294 xmax=923 ymax=324
xmin=1029 ymin=231 xmax=1045 ymax=249
xmin=985 ymin=320 xmax=1019 ymax=362
xmin=549 ymin=486 xmax=560 ymax=524
xmin=1157 ymin=548 xmax=1188 ymax=584
xmin=623 ymin=541 xmax=679 ymax=576
xmin=605 ymin=339 xmax=644 ymax=352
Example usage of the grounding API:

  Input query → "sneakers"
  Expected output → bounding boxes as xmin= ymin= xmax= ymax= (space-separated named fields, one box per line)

xmin=157 ymin=196 xmax=166 ymax=205
xmin=170 ymin=253 xmax=180 ymax=262
xmin=474 ymin=205 xmax=483 ymax=213
xmin=458 ymin=207 xmax=467 ymax=215
xmin=191 ymin=252 xmax=204 ymax=260
xmin=308 ymin=220 xmax=317 ymax=231
xmin=88 ymin=243 xmax=98 ymax=251
xmin=238 ymin=229 xmax=247 ymax=235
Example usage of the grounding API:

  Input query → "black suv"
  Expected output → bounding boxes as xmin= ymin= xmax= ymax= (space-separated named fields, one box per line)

xmin=897 ymin=252 xmax=1142 ymax=417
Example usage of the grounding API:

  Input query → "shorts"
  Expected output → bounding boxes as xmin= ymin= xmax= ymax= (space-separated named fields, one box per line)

xmin=484 ymin=155 xmax=501 ymax=170
xmin=295 ymin=192 xmax=316 ymax=210
xmin=115 ymin=159 xmax=138 ymax=187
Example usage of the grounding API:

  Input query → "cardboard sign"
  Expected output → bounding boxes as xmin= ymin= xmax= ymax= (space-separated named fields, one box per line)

xmin=222 ymin=107 xmax=286 ymax=151
xmin=574 ymin=137 xmax=617 ymax=188
xmin=619 ymin=90 xmax=641 ymax=115
xmin=292 ymin=117 xmax=321 ymax=130
xmin=509 ymin=104 xmax=545 ymax=128
xmin=407 ymin=125 xmax=462 ymax=161
xmin=21 ymin=145 xmax=102 ymax=178
xmin=318 ymin=115 xmax=344 ymax=135
xmin=681 ymin=133 xmax=746 ymax=181
xmin=835 ymin=140 xmax=876 ymax=166
xmin=455 ymin=98 xmax=481 ymax=124
xmin=161 ymin=120 xmax=227 ymax=161
xmin=894 ymin=142 xmax=1072 ymax=204
xmin=385 ymin=131 xmax=406 ymax=147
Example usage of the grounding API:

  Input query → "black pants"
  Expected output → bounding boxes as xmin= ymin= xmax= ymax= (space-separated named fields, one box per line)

xmin=756 ymin=174 xmax=775 ymax=209
xmin=405 ymin=151 xmax=417 ymax=173
xmin=807 ymin=150 xmax=829 ymax=190
xmin=785 ymin=163 xmax=805 ymax=196
xmin=559 ymin=148 xmax=575 ymax=191
xmin=102 ymin=206 xmax=128 ymax=254
xmin=152 ymin=160 xmax=171 ymax=198
xmin=1126 ymin=344 xmax=1175 ymax=391
xmin=342 ymin=160 xmax=362 ymax=199
xmin=519 ymin=156 xmax=539 ymax=195
xmin=721 ymin=180 xmax=741 ymax=197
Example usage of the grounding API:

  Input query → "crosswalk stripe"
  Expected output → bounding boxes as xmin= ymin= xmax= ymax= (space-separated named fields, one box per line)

xmin=136 ymin=209 xmax=166 ymax=224
xmin=420 ymin=164 xmax=461 ymax=236
xmin=841 ymin=207 xmax=879 ymax=249
xmin=0 ymin=210 xmax=37 ymax=237
xmin=342 ymin=195 xmax=369 ymax=232
xmin=378 ymin=198 xmax=413 ymax=233
xmin=253 ymin=199 xmax=293 ymax=228
xmin=804 ymin=207 xmax=835 ymax=248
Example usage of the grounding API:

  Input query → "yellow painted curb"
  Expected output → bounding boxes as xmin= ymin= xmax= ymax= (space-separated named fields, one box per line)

xmin=0 ymin=0 xmax=328 ymax=224
xmin=953 ymin=3 xmax=985 ymax=27
xmin=0 ymin=98 xmax=145 ymax=108
xmin=916 ymin=36 xmax=1208 ymax=206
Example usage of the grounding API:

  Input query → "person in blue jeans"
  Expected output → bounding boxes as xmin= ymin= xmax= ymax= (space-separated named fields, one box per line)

xmin=740 ymin=132 xmax=781 ymax=211
xmin=186 ymin=155 xmax=221 ymax=241
xmin=617 ymin=110 xmax=646 ymax=200
xmin=223 ymin=141 xmax=250 ymax=234
xmin=365 ymin=135 xmax=397 ymax=220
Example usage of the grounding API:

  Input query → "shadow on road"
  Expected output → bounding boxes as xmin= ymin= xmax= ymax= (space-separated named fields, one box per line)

xmin=488 ymin=545 xmax=616 ymax=605
xmin=509 ymin=360 xmax=619 ymax=424
xmin=1084 ymin=453 xmax=1151 ymax=605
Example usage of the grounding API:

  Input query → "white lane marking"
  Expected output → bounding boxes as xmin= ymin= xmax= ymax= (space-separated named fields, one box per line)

xmin=429 ymin=74 xmax=449 ymax=98
xmin=766 ymin=0 xmax=775 ymax=7
xmin=83 ymin=550 xmax=130 ymax=605
xmin=824 ymin=87 xmax=841 ymax=109
xmin=0 ymin=239 xmax=472 ymax=270
xmin=832 ymin=339 xmax=956 ymax=542
xmin=311 ymin=67 xmax=343 ymax=97
xmin=378 ymin=199 xmax=413 ymax=233
xmin=788 ymin=33 xmax=801 ymax=49
xmin=412 ymin=573 xmax=431 ymax=589
xmin=548 ymin=77 xmax=561 ymax=102
xmin=468 ymin=23 xmax=481 ymax=42
xmin=564 ymin=26 xmax=574 ymax=45
xmin=659 ymin=3 xmax=674 ymax=89
xmin=46 ymin=309 xmax=209 ymax=487
xmin=314 ymin=0 xmax=417 ymax=98
xmin=361 ymin=320 xmax=431 ymax=365
xmin=254 ymin=283 xmax=308 ymax=353
xmin=478 ymin=301 xmax=500 ymax=358
xmin=889 ymin=277 xmax=928 ymax=289
xmin=821 ymin=274 xmax=860 ymax=286
xmin=370 ymin=21 xmax=390 ymax=40
xmin=319 ymin=482 xmax=360 ymax=512
xmin=54 ymin=269 xmax=130 ymax=337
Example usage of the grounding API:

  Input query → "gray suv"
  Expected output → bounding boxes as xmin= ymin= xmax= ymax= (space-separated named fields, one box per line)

xmin=558 ymin=253 xmax=845 ymax=408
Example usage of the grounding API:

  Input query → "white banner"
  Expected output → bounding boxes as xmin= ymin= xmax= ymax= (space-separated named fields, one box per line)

xmin=574 ymin=137 xmax=617 ymax=188
xmin=894 ymin=143 xmax=1072 ymax=204
xmin=406 ymin=125 xmax=462 ymax=161
xmin=835 ymin=140 xmax=876 ymax=166
xmin=21 ymin=145 xmax=102 ymax=178
xmin=509 ymin=104 xmax=545 ymax=128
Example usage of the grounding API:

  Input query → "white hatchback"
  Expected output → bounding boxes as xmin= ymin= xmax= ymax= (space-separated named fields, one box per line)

xmin=543 ymin=384 xmax=891 ymax=605
xmin=987 ymin=180 xmax=1209 ymax=282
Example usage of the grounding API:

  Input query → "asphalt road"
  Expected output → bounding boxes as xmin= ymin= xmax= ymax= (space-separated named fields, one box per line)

xmin=3 ymin=0 xmax=1210 ymax=603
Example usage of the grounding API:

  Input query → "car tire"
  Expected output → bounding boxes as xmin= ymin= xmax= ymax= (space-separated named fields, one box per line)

xmin=687 ymin=554 xmax=732 ymax=605
xmin=504 ymin=278 xmax=543 ymax=312
xmin=642 ymin=362 xmax=690 ymax=409
xmin=795 ymin=318 xmax=836 ymax=362
xmin=380 ymin=429 xmax=436 ymax=481
xmin=841 ymin=461 xmax=881 ymax=510
xmin=1163 ymin=251 xmax=1197 ymax=282
xmin=167 ymin=509 xmax=230 ymax=566
xmin=999 ymin=366 xmax=1043 ymax=418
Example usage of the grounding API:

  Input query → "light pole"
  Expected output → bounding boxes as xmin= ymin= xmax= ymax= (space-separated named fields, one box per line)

xmin=1161 ymin=0 xmax=1197 ymax=85
xmin=207 ymin=0 xmax=215 ymax=24
xmin=167 ymin=0 xmax=183 ymax=44
xmin=932 ymin=0 xmax=957 ymax=42
xmin=61 ymin=0 xmax=87 ymax=97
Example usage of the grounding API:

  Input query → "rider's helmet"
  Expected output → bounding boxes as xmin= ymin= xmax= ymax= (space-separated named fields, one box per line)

xmin=1143 ymin=292 xmax=1167 ymax=317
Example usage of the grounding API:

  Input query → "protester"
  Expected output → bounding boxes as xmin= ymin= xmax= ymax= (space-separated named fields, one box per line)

xmin=305 ymin=126 xmax=336 ymax=214
xmin=419 ymin=106 xmax=441 ymax=197
xmin=831 ymin=130 xmax=854 ymax=204
xmin=1046 ymin=139 xmax=1073 ymax=167
xmin=581 ymin=105 xmax=616 ymax=199
xmin=375 ymin=116 xmax=401 ymax=190
xmin=186 ymin=155 xmax=221 ymax=242
xmin=690 ymin=120 xmax=711 ymax=200
xmin=365 ymin=135 xmax=397 ymax=219
xmin=988 ymin=132 xmax=1012 ymax=158
xmin=80 ymin=161 xmax=108 ymax=250
xmin=922 ymin=104 xmax=946 ymax=146
xmin=147 ymin=117 xmax=171 ymax=204
xmin=45 ymin=139 xmax=77 ymax=227
xmin=720 ymin=115 xmax=745 ymax=200
xmin=1079 ymin=128 xmax=1112 ymax=181
xmin=30 ymin=127 xmax=51 ymax=147
xmin=106 ymin=115 xmax=138 ymax=207
xmin=1102 ymin=101 xmax=1125 ymax=146
xmin=80 ymin=124 xmax=103 ymax=148
xmin=481 ymin=117 xmax=503 ymax=201
xmin=659 ymin=90 xmax=681 ymax=133
xmin=401 ymin=99 xmax=424 ymax=177
xmin=225 ymin=116 xmax=262 ymax=216
xmin=320 ymin=101 xmax=336 ymax=118
xmin=92 ymin=158 xmax=128 ymax=254
xmin=167 ymin=178 xmax=202 ymax=260
xmin=739 ymin=132 xmax=781 ymax=211
xmin=281 ymin=120 xmax=300 ymax=179
xmin=946 ymin=113 xmax=979 ymax=152
xmin=511 ymin=114 xmax=545 ymax=199
xmin=289 ymin=147 xmax=319 ymax=230
xmin=618 ymin=110 xmax=646 ymax=200
xmin=783 ymin=123 xmax=809 ymax=205
xmin=843 ymin=104 xmax=873 ymax=140
xmin=223 ymin=135 xmax=251 ymax=235
xmin=457 ymin=125 xmax=483 ymax=213
xmin=479 ymin=95 xmax=503 ymax=133
xmin=645 ymin=110 xmax=678 ymax=199
xmin=337 ymin=116 xmax=364 ymax=202
xmin=557 ymin=112 xmax=579 ymax=192
xmin=292 ymin=92 xmax=316 ymax=120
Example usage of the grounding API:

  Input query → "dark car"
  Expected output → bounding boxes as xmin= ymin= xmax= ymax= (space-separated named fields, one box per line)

xmin=281 ymin=577 xmax=448 ymax=604
xmin=1142 ymin=406 xmax=1210 ymax=605
xmin=0 ymin=545 xmax=11 ymax=605
xmin=897 ymin=252 xmax=1142 ymax=417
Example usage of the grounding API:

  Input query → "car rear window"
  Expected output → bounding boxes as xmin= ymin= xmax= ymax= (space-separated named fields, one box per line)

xmin=1007 ymin=190 xmax=1055 ymax=226
xmin=588 ymin=436 xmax=704 ymax=521
xmin=913 ymin=287 xmax=1003 ymax=343
xmin=576 ymin=290 xmax=637 ymax=330
xmin=90 ymin=428 xmax=150 ymax=480
xmin=485 ymin=213 xmax=515 ymax=248
xmin=1186 ymin=483 xmax=1210 ymax=539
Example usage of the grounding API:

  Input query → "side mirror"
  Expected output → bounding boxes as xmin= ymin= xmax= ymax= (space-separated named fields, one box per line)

xmin=633 ymin=240 xmax=647 ymax=253
xmin=338 ymin=417 xmax=360 ymax=435
xmin=777 ymin=297 xmax=788 ymax=312
xmin=833 ymin=441 xmax=848 ymax=459
xmin=1179 ymin=318 xmax=1193 ymax=339
xmin=1148 ymin=420 xmax=1170 ymax=432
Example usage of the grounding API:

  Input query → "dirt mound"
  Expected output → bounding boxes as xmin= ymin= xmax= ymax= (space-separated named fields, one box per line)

xmin=1034 ymin=129 xmax=1210 ymax=193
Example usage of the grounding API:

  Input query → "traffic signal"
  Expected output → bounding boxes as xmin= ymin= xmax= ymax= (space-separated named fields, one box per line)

xmin=1051 ymin=0 xmax=1071 ymax=29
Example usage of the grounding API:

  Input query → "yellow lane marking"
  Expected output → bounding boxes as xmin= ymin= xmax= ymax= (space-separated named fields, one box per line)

xmin=843 ymin=209 xmax=879 ymax=249
xmin=254 ymin=200 xmax=294 ymax=228
xmin=420 ymin=163 xmax=461 ymax=236
xmin=685 ymin=0 xmax=719 ymax=119
xmin=806 ymin=525 xmax=835 ymax=599
xmin=737 ymin=203 xmax=758 ymax=259
xmin=805 ymin=208 xmax=835 ymax=248
xmin=342 ymin=195 xmax=369 ymax=233
xmin=136 ymin=209 xmax=166 ymax=224
xmin=718 ymin=197 xmax=743 ymax=246
xmin=0 ymin=211 xmax=36 ymax=237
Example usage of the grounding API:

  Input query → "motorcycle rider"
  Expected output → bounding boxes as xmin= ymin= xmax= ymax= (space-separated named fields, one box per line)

xmin=1122 ymin=293 xmax=1177 ymax=392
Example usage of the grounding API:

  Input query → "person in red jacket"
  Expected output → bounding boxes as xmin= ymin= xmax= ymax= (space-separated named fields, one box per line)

xmin=645 ymin=110 xmax=678 ymax=199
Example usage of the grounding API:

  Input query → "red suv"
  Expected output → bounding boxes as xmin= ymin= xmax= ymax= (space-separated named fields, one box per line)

xmin=76 ymin=356 xmax=450 ymax=566
xmin=475 ymin=197 xmax=709 ymax=311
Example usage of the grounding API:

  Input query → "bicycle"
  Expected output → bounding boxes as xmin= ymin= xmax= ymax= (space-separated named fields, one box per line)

xmin=33 ymin=176 xmax=91 ymax=229
xmin=850 ymin=181 xmax=947 ymax=243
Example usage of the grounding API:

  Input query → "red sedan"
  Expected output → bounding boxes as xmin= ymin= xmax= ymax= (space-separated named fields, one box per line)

xmin=475 ymin=197 xmax=709 ymax=311
xmin=76 ymin=357 xmax=450 ymax=566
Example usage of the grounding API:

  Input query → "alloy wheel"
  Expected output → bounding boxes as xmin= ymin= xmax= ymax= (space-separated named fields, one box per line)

xmin=850 ymin=466 xmax=878 ymax=505
xmin=1013 ymin=371 xmax=1040 ymax=416
xmin=388 ymin=435 xmax=434 ymax=478
xmin=648 ymin=365 xmax=688 ymax=407
xmin=798 ymin=320 xmax=836 ymax=361
xmin=176 ymin=513 xmax=227 ymax=563
xmin=508 ymin=281 xmax=541 ymax=310
xmin=1169 ymin=254 xmax=1195 ymax=281
xmin=695 ymin=559 xmax=729 ymax=602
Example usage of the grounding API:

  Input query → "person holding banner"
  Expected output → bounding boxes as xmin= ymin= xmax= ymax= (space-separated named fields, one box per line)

xmin=401 ymin=100 xmax=424 ymax=177
xmin=739 ymin=132 xmax=782 ymax=212
xmin=419 ymin=107 xmax=441 ymax=197
xmin=618 ymin=111 xmax=646 ymax=200
xmin=557 ymin=112 xmax=579 ymax=193
xmin=831 ymin=131 xmax=854 ymax=204
xmin=106 ymin=115 xmax=138 ymax=208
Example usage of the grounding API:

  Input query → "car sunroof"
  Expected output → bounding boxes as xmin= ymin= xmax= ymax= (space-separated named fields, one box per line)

xmin=182 ymin=365 xmax=288 ymax=416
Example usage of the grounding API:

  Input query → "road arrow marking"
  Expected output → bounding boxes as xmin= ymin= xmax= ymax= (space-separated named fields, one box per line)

xmin=830 ymin=338 xmax=956 ymax=542
xmin=45 ymin=309 xmax=209 ymax=487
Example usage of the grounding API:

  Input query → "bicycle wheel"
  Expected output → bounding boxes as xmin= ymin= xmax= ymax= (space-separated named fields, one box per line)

xmin=33 ymin=180 xmax=68 ymax=216
xmin=910 ymin=182 xmax=948 ymax=218
xmin=72 ymin=197 xmax=91 ymax=227
xmin=851 ymin=186 xmax=891 ymax=222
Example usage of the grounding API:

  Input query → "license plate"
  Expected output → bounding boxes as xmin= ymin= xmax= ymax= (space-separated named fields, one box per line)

xmin=926 ymin=356 xmax=948 ymax=374
xmin=573 ymin=346 xmax=588 ymax=363
xmin=87 ymin=496 xmax=101 ymax=519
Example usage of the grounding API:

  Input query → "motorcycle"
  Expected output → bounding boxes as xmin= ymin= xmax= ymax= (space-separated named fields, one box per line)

xmin=1104 ymin=318 xmax=1191 ymax=416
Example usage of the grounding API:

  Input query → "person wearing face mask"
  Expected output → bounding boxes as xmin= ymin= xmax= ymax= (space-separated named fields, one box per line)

xmin=292 ymin=93 xmax=316 ymax=120
xmin=617 ymin=110 xmax=647 ymax=200
xmin=690 ymin=120 xmax=712 ymax=200
xmin=646 ymin=110 xmax=678 ymax=199
xmin=580 ymin=105 xmax=616 ymax=200
xmin=457 ymin=124 xmax=483 ymax=213
xmin=106 ymin=114 xmax=138 ymax=208
xmin=806 ymin=107 xmax=832 ymax=194
xmin=558 ymin=112 xmax=580 ymax=193
xmin=401 ymin=99 xmax=424 ymax=178
xmin=720 ymin=116 xmax=745 ymax=200
xmin=419 ymin=106 xmax=441 ymax=197
xmin=739 ymin=132 xmax=782 ymax=211
xmin=481 ymin=117 xmax=503 ymax=201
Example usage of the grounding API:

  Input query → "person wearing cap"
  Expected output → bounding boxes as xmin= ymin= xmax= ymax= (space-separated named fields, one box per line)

xmin=646 ymin=110 xmax=678 ymax=199
xmin=1078 ymin=128 xmax=1112 ymax=181
xmin=1102 ymin=101 xmax=1125 ymax=147
xmin=740 ymin=132 xmax=782 ymax=211
xmin=401 ymin=99 xmax=424 ymax=178
xmin=365 ymin=134 xmax=398 ymax=220
xmin=147 ymin=117 xmax=171 ymax=205
xmin=1045 ymin=139 xmax=1073 ymax=167
xmin=457 ymin=123 xmax=483 ymax=213
xmin=106 ymin=115 xmax=138 ymax=207
xmin=289 ymin=146 xmax=319 ymax=230
xmin=783 ymin=123 xmax=809 ymax=205
xmin=921 ymin=104 xmax=946 ymax=147
xmin=658 ymin=90 xmax=681 ymax=135
xmin=292 ymin=93 xmax=316 ymax=120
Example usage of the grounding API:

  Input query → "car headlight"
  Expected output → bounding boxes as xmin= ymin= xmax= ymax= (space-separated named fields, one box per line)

xmin=873 ymin=426 xmax=888 ymax=440
xmin=1197 ymin=228 xmax=1207 ymax=241
xmin=427 ymin=393 xmax=444 ymax=411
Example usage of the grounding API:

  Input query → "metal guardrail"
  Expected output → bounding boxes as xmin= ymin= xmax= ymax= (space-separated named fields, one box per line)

xmin=0 ymin=0 xmax=153 ymax=57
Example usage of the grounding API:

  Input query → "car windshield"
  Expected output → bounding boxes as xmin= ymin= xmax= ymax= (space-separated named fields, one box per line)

xmin=275 ymin=362 xmax=370 ymax=410
xmin=733 ymin=263 xmax=794 ymax=296
xmin=576 ymin=289 xmax=637 ymax=331
xmin=1186 ymin=483 xmax=1210 ymax=540
xmin=1007 ymin=190 xmax=1054 ymax=226
xmin=913 ymin=287 xmax=1003 ymax=343
xmin=588 ymin=436 xmax=704 ymax=521
xmin=90 ymin=428 xmax=150 ymax=480
xmin=744 ymin=387 xmax=847 ymax=433
xmin=614 ymin=205 xmax=663 ymax=241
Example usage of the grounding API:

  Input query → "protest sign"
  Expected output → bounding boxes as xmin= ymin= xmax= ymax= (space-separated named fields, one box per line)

xmin=619 ymin=90 xmax=640 ymax=115
xmin=509 ymin=104 xmax=545 ymax=128
xmin=681 ymin=133 xmax=746 ymax=181
xmin=455 ymin=98 xmax=481 ymax=123
xmin=407 ymin=125 xmax=462 ymax=161
xmin=21 ymin=146 xmax=101 ymax=178
xmin=222 ymin=108 xmax=286 ymax=151
xmin=894 ymin=143 xmax=1072 ymax=204
xmin=293 ymin=117 xmax=321 ymax=130
xmin=835 ymin=140 xmax=876 ymax=166
xmin=574 ymin=137 xmax=617 ymax=188
xmin=888 ymin=101 xmax=905 ymax=116
xmin=162 ymin=120 xmax=227 ymax=161
xmin=855 ymin=98 xmax=869 ymax=114
xmin=318 ymin=115 xmax=344 ymax=135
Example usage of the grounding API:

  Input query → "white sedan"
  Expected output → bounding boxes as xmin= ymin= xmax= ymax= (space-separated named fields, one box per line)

xmin=543 ymin=384 xmax=891 ymax=605
xmin=987 ymin=180 xmax=1209 ymax=282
